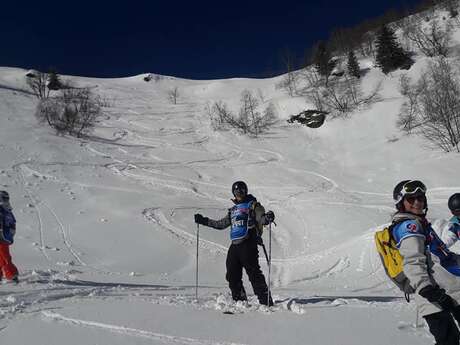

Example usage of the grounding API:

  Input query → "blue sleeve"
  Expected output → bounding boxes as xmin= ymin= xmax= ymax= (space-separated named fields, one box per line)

xmin=448 ymin=221 xmax=460 ymax=239
xmin=427 ymin=225 xmax=452 ymax=261
xmin=451 ymin=216 xmax=460 ymax=226
xmin=392 ymin=220 xmax=426 ymax=248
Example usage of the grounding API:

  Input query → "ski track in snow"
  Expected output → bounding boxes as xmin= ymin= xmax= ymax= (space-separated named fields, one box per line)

xmin=143 ymin=207 xmax=228 ymax=256
xmin=13 ymin=163 xmax=51 ymax=262
xmin=11 ymin=161 xmax=118 ymax=275
xmin=12 ymin=162 xmax=85 ymax=266
xmin=39 ymin=199 xmax=86 ymax=266
xmin=42 ymin=311 xmax=248 ymax=345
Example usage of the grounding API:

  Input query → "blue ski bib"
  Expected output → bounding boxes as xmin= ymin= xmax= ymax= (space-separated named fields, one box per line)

xmin=393 ymin=220 xmax=452 ymax=262
xmin=230 ymin=201 xmax=255 ymax=241
xmin=0 ymin=206 xmax=16 ymax=244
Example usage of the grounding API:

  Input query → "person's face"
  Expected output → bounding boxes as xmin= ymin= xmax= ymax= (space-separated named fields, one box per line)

xmin=403 ymin=194 xmax=425 ymax=215
xmin=235 ymin=193 xmax=245 ymax=202
xmin=453 ymin=210 xmax=460 ymax=217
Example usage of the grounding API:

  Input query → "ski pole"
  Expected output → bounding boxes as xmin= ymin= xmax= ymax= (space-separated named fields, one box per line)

xmin=196 ymin=223 xmax=200 ymax=301
xmin=267 ymin=221 xmax=272 ymax=307
xmin=261 ymin=243 xmax=269 ymax=265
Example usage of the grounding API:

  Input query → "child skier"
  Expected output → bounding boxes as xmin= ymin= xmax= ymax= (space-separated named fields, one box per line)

xmin=194 ymin=181 xmax=275 ymax=306
xmin=391 ymin=180 xmax=460 ymax=344
xmin=0 ymin=191 xmax=18 ymax=283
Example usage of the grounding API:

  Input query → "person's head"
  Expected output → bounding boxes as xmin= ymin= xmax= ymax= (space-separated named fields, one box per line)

xmin=448 ymin=193 xmax=460 ymax=217
xmin=0 ymin=190 xmax=11 ymax=209
xmin=393 ymin=180 xmax=427 ymax=215
xmin=232 ymin=181 xmax=248 ymax=202
xmin=0 ymin=190 xmax=9 ymax=203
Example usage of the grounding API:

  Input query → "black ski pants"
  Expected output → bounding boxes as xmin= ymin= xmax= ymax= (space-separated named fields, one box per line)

xmin=424 ymin=310 xmax=460 ymax=345
xmin=225 ymin=239 xmax=272 ymax=305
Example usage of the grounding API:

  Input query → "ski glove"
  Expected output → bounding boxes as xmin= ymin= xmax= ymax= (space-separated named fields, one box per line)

xmin=419 ymin=285 xmax=457 ymax=311
xmin=263 ymin=211 xmax=275 ymax=224
xmin=194 ymin=214 xmax=209 ymax=226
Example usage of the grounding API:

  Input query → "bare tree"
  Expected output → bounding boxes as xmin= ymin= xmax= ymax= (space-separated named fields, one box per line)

xmin=26 ymin=71 xmax=50 ymax=99
xmin=167 ymin=87 xmax=179 ymax=104
xmin=403 ymin=19 xmax=453 ymax=57
xmin=276 ymin=49 xmax=299 ymax=96
xmin=397 ymin=74 xmax=421 ymax=133
xmin=35 ymin=87 xmax=102 ymax=138
xmin=206 ymin=101 xmax=235 ymax=130
xmin=398 ymin=58 xmax=460 ymax=152
xmin=305 ymin=76 xmax=381 ymax=118
xmin=207 ymin=90 xmax=277 ymax=136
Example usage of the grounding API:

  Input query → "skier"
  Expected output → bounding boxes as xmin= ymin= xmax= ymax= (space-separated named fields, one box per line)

xmin=194 ymin=181 xmax=275 ymax=306
xmin=391 ymin=180 xmax=460 ymax=344
xmin=442 ymin=193 xmax=460 ymax=249
xmin=0 ymin=191 xmax=18 ymax=283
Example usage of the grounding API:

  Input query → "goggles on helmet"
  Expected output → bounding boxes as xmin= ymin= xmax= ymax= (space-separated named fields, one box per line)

xmin=401 ymin=180 xmax=426 ymax=196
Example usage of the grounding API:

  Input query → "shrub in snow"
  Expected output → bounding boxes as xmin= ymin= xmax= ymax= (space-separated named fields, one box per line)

xmin=35 ymin=87 xmax=102 ymax=138
xmin=207 ymin=90 xmax=277 ymax=137
xmin=276 ymin=69 xmax=300 ymax=96
xmin=398 ymin=58 xmax=460 ymax=152
xmin=26 ymin=70 xmax=64 ymax=98
xmin=305 ymin=76 xmax=382 ymax=118
xmin=26 ymin=71 xmax=50 ymax=99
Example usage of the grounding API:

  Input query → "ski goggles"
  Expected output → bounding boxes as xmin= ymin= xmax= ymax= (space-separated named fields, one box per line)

xmin=401 ymin=180 xmax=427 ymax=196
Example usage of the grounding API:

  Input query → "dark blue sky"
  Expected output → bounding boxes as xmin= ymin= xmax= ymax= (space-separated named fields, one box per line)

xmin=1 ymin=0 xmax=421 ymax=79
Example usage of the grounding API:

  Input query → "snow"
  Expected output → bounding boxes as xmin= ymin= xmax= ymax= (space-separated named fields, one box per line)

xmin=2 ymin=10 xmax=460 ymax=344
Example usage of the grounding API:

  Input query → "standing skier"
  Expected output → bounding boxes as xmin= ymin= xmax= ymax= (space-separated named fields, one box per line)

xmin=391 ymin=180 xmax=460 ymax=344
xmin=0 ymin=191 xmax=18 ymax=283
xmin=194 ymin=181 xmax=275 ymax=306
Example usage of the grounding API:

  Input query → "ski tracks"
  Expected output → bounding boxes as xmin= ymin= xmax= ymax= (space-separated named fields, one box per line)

xmin=13 ymin=162 xmax=87 ymax=267
xmin=39 ymin=199 xmax=86 ymax=266
xmin=143 ymin=207 xmax=227 ymax=256
xmin=42 ymin=311 xmax=247 ymax=345
xmin=13 ymin=163 xmax=51 ymax=262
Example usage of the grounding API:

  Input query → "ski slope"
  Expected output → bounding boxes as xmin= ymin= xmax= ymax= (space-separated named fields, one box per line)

xmin=2 ymin=12 xmax=460 ymax=345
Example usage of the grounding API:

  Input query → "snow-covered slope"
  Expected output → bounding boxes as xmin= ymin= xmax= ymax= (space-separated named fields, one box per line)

xmin=2 ymin=12 xmax=460 ymax=345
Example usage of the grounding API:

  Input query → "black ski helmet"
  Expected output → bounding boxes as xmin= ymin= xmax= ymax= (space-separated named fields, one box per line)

xmin=232 ymin=181 xmax=248 ymax=197
xmin=393 ymin=180 xmax=427 ymax=212
xmin=448 ymin=193 xmax=460 ymax=212
xmin=393 ymin=180 xmax=411 ymax=205
xmin=0 ymin=190 xmax=9 ymax=202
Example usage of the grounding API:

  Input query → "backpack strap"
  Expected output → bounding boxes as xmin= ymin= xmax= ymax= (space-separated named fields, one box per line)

xmin=250 ymin=201 xmax=264 ymax=236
